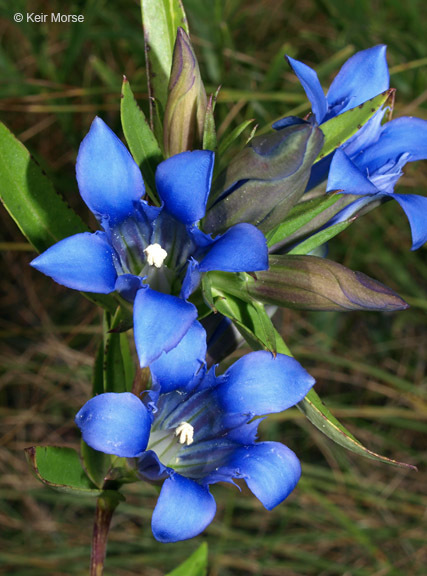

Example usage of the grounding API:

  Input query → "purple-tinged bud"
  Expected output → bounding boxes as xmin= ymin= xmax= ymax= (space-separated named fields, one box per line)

xmin=163 ymin=27 xmax=207 ymax=157
xmin=246 ymin=255 xmax=409 ymax=312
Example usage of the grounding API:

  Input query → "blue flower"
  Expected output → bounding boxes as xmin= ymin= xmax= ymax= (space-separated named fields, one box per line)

xmin=31 ymin=117 xmax=268 ymax=366
xmin=75 ymin=321 xmax=315 ymax=542
xmin=327 ymin=117 xmax=427 ymax=250
xmin=286 ymin=45 xmax=389 ymax=125
xmin=278 ymin=46 xmax=389 ymax=189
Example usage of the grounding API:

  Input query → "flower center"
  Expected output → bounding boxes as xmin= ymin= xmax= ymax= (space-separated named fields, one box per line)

xmin=174 ymin=422 xmax=194 ymax=446
xmin=143 ymin=243 xmax=168 ymax=268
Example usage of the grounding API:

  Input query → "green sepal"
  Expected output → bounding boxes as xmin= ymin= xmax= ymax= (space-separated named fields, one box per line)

xmin=141 ymin=0 xmax=190 ymax=139
xmin=166 ymin=542 xmax=208 ymax=576
xmin=315 ymin=89 xmax=395 ymax=162
xmin=202 ymin=93 xmax=218 ymax=152
xmin=217 ymin=118 xmax=256 ymax=158
xmin=120 ymin=77 xmax=163 ymax=203
xmin=163 ymin=27 xmax=207 ymax=156
xmin=25 ymin=446 xmax=103 ymax=495
xmin=202 ymin=272 xmax=277 ymax=355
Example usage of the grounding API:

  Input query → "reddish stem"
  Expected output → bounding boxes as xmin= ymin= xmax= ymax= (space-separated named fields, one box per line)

xmin=90 ymin=494 xmax=119 ymax=576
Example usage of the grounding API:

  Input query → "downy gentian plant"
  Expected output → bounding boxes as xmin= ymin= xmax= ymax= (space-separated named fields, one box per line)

xmin=75 ymin=321 xmax=315 ymax=542
xmin=31 ymin=118 xmax=268 ymax=366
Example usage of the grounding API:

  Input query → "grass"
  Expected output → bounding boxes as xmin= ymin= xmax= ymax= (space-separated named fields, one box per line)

xmin=0 ymin=0 xmax=426 ymax=574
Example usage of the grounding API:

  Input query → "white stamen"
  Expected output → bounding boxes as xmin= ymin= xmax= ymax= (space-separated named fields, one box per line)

xmin=175 ymin=422 xmax=194 ymax=446
xmin=144 ymin=243 xmax=168 ymax=268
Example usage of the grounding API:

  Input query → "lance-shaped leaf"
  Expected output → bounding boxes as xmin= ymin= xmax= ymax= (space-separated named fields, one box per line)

xmin=141 ymin=0 xmax=190 ymax=137
xmin=246 ymin=255 xmax=408 ymax=311
xmin=166 ymin=542 xmax=208 ymax=576
xmin=204 ymin=121 xmax=323 ymax=235
xmin=164 ymin=27 xmax=207 ymax=157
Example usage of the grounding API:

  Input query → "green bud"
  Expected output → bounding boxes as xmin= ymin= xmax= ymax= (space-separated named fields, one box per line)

xmin=163 ymin=27 xmax=207 ymax=157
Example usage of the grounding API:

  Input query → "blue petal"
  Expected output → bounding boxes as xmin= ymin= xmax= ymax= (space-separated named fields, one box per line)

xmin=133 ymin=287 xmax=198 ymax=367
xmin=327 ymin=149 xmax=379 ymax=195
xmin=155 ymin=150 xmax=214 ymax=225
xmin=76 ymin=117 xmax=145 ymax=223
xmin=151 ymin=474 xmax=216 ymax=542
xmin=287 ymin=56 xmax=327 ymax=123
xmin=75 ymin=392 xmax=151 ymax=457
xmin=31 ymin=232 xmax=117 ymax=293
xmin=227 ymin=442 xmax=301 ymax=510
xmin=180 ymin=258 xmax=202 ymax=300
xmin=359 ymin=117 xmax=427 ymax=173
xmin=217 ymin=351 xmax=315 ymax=415
xmin=393 ymin=193 xmax=427 ymax=250
xmin=150 ymin=321 xmax=207 ymax=393
xmin=199 ymin=223 xmax=268 ymax=273
xmin=327 ymin=45 xmax=389 ymax=116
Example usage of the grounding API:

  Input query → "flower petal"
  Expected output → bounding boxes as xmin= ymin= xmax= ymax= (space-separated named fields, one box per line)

xmin=76 ymin=117 xmax=145 ymax=223
xmin=151 ymin=474 xmax=216 ymax=542
xmin=134 ymin=287 xmax=198 ymax=367
xmin=180 ymin=258 xmax=202 ymax=300
xmin=75 ymin=392 xmax=151 ymax=457
xmin=150 ymin=321 xmax=207 ymax=393
xmin=287 ymin=56 xmax=328 ymax=123
xmin=31 ymin=232 xmax=117 ymax=293
xmin=228 ymin=442 xmax=301 ymax=510
xmin=217 ymin=351 xmax=315 ymax=415
xmin=327 ymin=149 xmax=379 ymax=195
xmin=359 ymin=117 xmax=427 ymax=173
xmin=155 ymin=150 xmax=214 ymax=224
xmin=327 ymin=45 xmax=389 ymax=115
xmin=199 ymin=223 xmax=268 ymax=273
xmin=393 ymin=193 xmax=427 ymax=250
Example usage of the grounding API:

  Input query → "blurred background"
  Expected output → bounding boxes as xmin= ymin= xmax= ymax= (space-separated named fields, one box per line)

xmin=0 ymin=0 xmax=426 ymax=574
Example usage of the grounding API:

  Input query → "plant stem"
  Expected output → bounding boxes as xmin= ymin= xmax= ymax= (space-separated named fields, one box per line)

xmin=90 ymin=493 xmax=120 ymax=576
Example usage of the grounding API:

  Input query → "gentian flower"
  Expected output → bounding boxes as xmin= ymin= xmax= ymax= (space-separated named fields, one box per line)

xmin=31 ymin=118 xmax=268 ymax=365
xmin=327 ymin=117 xmax=427 ymax=250
xmin=277 ymin=46 xmax=390 ymax=189
xmin=75 ymin=321 xmax=315 ymax=542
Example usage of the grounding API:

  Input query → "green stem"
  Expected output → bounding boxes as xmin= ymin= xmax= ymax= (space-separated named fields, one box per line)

xmin=90 ymin=493 xmax=120 ymax=576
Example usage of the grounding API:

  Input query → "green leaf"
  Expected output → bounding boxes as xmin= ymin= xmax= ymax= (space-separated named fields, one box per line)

xmin=103 ymin=309 xmax=135 ymax=394
xmin=120 ymin=77 xmax=163 ymax=203
xmin=288 ymin=220 xmax=352 ymax=255
xmin=0 ymin=121 xmax=87 ymax=253
xmin=25 ymin=446 xmax=103 ymax=495
xmin=315 ymin=89 xmax=395 ymax=162
xmin=141 ymin=0 xmax=190 ymax=136
xmin=298 ymin=389 xmax=417 ymax=470
xmin=166 ymin=542 xmax=208 ymax=576
xmin=265 ymin=194 xmax=341 ymax=248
